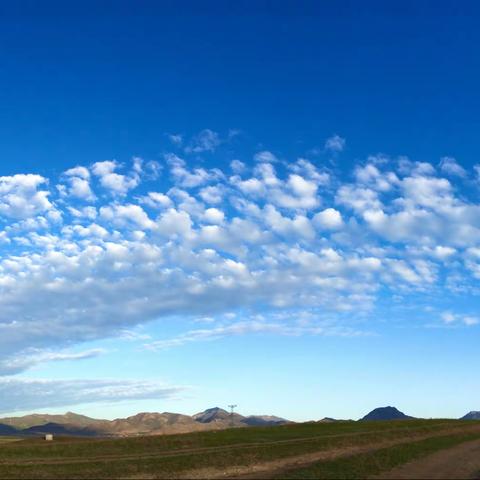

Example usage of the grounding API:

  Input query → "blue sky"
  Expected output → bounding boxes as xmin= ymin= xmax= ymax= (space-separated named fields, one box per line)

xmin=0 ymin=1 xmax=480 ymax=421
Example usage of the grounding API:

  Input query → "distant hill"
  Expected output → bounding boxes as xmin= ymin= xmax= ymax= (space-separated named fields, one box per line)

xmin=107 ymin=412 xmax=212 ymax=436
xmin=193 ymin=407 xmax=289 ymax=427
xmin=0 ymin=408 xmax=290 ymax=437
xmin=21 ymin=422 xmax=98 ymax=436
xmin=318 ymin=417 xmax=339 ymax=423
xmin=0 ymin=412 xmax=102 ymax=430
xmin=360 ymin=406 xmax=414 ymax=421
xmin=0 ymin=423 xmax=18 ymax=435
xmin=193 ymin=407 xmax=239 ymax=424
xmin=242 ymin=415 xmax=289 ymax=426
xmin=460 ymin=411 xmax=480 ymax=420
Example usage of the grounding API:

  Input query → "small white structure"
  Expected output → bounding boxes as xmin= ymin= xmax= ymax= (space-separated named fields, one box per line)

xmin=45 ymin=434 xmax=53 ymax=441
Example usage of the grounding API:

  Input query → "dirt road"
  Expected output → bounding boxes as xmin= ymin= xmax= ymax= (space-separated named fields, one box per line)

xmin=183 ymin=426 xmax=480 ymax=479
xmin=378 ymin=438 xmax=480 ymax=479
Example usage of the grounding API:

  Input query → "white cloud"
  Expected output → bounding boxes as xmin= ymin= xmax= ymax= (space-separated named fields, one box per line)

xmin=0 ymin=348 xmax=105 ymax=376
xmin=441 ymin=311 xmax=456 ymax=323
xmin=146 ymin=318 xmax=365 ymax=350
xmin=168 ymin=133 xmax=183 ymax=146
xmin=0 ymin=174 xmax=52 ymax=219
xmin=463 ymin=316 xmax=479 ymax=326
xmin=474 ymin=164 xmax=480 ymax=181
xmin=1 ymin=151 xmax=480 ymax=378
xmin=289 ymin=159 xmax=330 ymax=185
xmin=61 ymin=167 xmax=95 ymax=201
xmin=325 ymin=134 xmax=346 ymax=152
xmin=167 ymin=154 xmax=222 ymax=188
xmin=441 ymin=311 xmax=478 ymax=326
xmin=185 ymin=129 xmax=221 ymax=153
xmin=64 ymin=166 xmax=90 ymax=179
xmin=91 ymin=160 xmax=117 ymax=176
xmin=68 ymin=206 xmax=97 ymax=220
xmin=65 ymin=223 xmax=109 ymax=239
xmin=428 ymin=245 xmax=456 ymax=260
xmin=68 ymin=177 xmax=95 ymax=200
xmin=139 ymin=192 xmax=173 ymax=209
xmin=313 ymin=208 xmax=343 ymax=230
xmin=92 ymin=160 xmax=140 ymax=196
xmin=156 ymin=208 xmax=193 ymax=238
xmin=354 ymin=163 xmax=399 ymax=192
xmin=270 ymin=175 xmax=319 ymax=210
xmin=398 ymin=158 xmax=436 ymax=177
xmin=199 ymin=185 xmax=224 ymax=204
xmin=230 ymin=159 xmax=246 ymax=173
xmin=402 ymin=176 xmax=452 ymax=209
xmin=100 ymin=204 xmax=154 ymax=230
xmin=254 ymin=150 xmax=278 ymax=163
xmin=0 ymin=378 xmax=185 ymax=413
xmin=203 ymin=208 xmax=225 ymax=224
xmin=439 ymin=156 xmax=467 ymax=178
xmin=231 ymin=176 xmax=266 ymax=196
xmin=263 ymin=205 xmax=315 ymax=239
xmin=232 ymin=166 xmax=320 ymax=210
xmin=336 ymin=185 xmax=381 ymax=213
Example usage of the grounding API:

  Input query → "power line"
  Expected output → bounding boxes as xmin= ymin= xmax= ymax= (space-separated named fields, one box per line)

xmin=228 ymin=404 xmax=237 ymax=427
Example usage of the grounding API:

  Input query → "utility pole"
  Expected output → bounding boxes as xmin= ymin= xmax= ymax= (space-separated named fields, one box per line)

xmin=228 ymin=404 xmax=237 ymax=427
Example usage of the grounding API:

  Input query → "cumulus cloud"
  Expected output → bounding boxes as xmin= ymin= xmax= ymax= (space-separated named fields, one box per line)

xmin=254 ymin=150 xmax=279 ymax=163
xmin=1 ymin=147 xmax=480 ymax=378
xmin=441 ymin=311 xmax=478 ymax=326
xmin=313 ymin=208 xmax=343 ymax=230
xmin=61 ymin=166 xmax=95 ymax=201
xmin=474 ymin=164 xmax=480 ymax=181
xmin=325 ymin=134 xmax=346 ymax=152
xmin=64 ymin=166 xmax=90 ymax=179
xmin=100 ymin=204 xmax=154 ymax=230
xmin=231 ymin=164 xmax=321 ymax=210
xmin=203 ymin=208 xmax=225 ymax=224
xmin=139 ymin=192 xmax=173 ymax=209
xmin=0 ymin=174 xmax=52 ymax=219
xmin=168 ymin=133 xmax=183 ymax=146
xmin=230 ymin=159 xmax=246 ymax=173
xmin=336 ymin=185 xmax=381 ymax=213
xmin=439 ymin=156 xmax=467 ymax=178
xmin=199 ymin=185 xmax=224 ymax=204
xmin=289 ymin=159 xmax=330 ymax=185
xmin=185 ymin=129 xmax=221 ymax=153
xmin=92 ymin=160 xmax=140 ymax=196
xmin=167 ymin=154 xmax=223 ymax=188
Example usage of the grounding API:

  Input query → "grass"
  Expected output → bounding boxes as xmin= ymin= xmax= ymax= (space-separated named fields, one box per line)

xmin=277 ymin=431 xmax=480 ymax=479
xmin=0 ymin=437 xmax=22 ymax=444
xmin=0 ymin=420 xmax=478 ymax=478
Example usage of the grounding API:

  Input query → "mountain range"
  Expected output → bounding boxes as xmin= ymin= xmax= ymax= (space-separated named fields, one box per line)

xmin=1 ymin=406 xmax=478 ymax=437
xmin=360 ymin=406 xmax=480 ymax=422
xmin=0 ymin=408 xmax=290 ymax=437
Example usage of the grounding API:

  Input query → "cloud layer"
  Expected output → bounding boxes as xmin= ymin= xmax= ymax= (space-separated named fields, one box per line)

xmin=0 ymin=378 xmax=185 ymax=413
xmin=1 ymin=136 xmax=479 ymax=381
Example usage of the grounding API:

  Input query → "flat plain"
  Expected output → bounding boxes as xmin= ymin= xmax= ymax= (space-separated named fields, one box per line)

xmin=1 ymin=420 xmax=480 ymax=479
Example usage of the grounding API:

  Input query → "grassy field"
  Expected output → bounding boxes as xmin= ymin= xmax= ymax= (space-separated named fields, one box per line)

xmin=0 ymin=420 xmax=479 ymax=478
xmin=0 ymin=437 xmax=22 ymax=445
xmin=275 ymin=431 xmax=480 ymax=478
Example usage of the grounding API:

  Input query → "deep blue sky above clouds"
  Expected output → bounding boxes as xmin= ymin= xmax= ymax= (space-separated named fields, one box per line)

xmin=0 ymin=1 xmax=479 ymax=421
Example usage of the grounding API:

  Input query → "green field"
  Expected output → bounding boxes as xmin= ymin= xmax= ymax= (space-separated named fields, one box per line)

xmin=275 ymin=431 xmax=480 ymax=479
xmin=0 ymin=438 xmax=22 ymax=445
xmin=0 ymin=420 xmax=479 ymax=479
